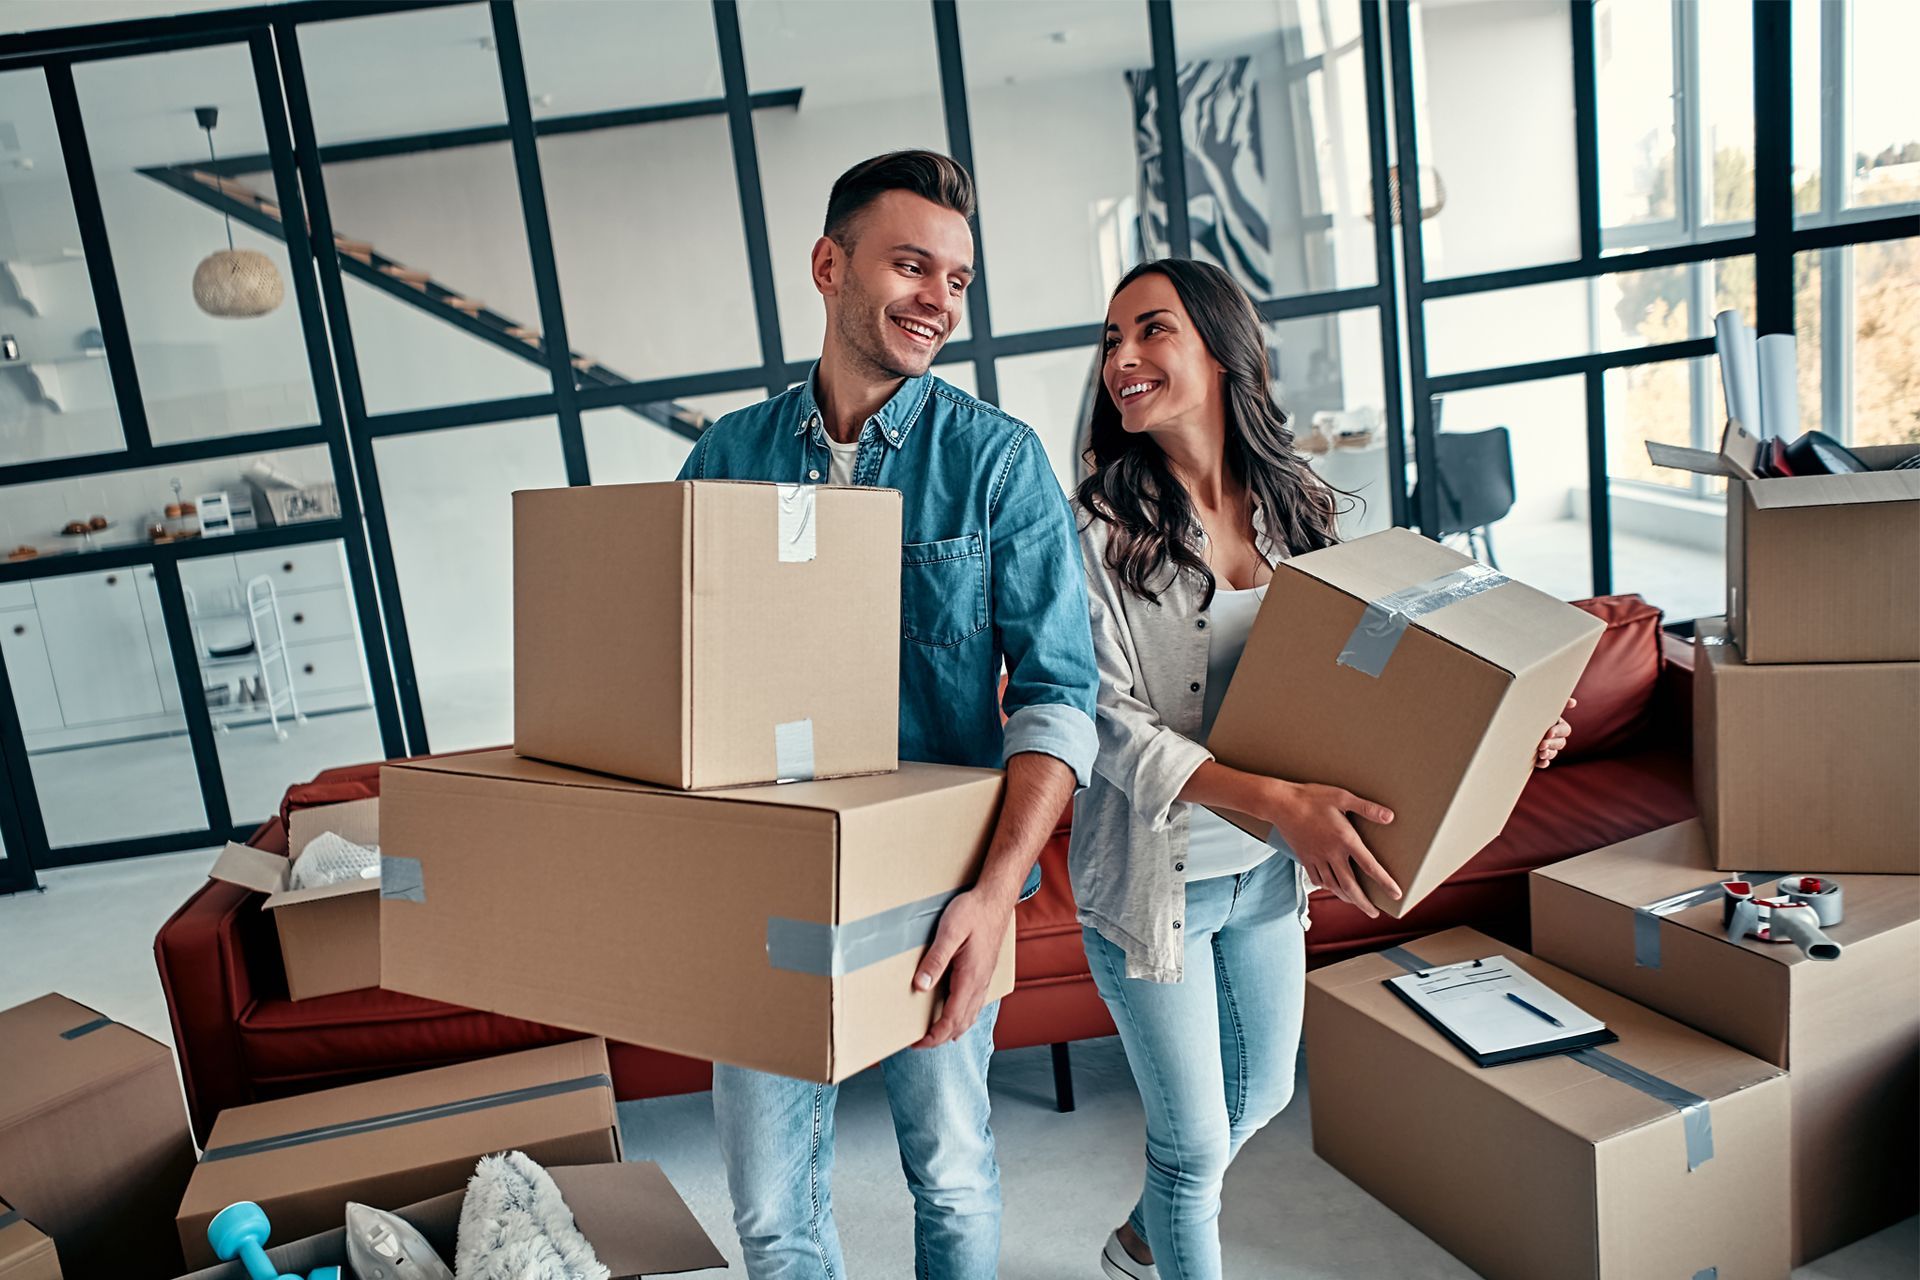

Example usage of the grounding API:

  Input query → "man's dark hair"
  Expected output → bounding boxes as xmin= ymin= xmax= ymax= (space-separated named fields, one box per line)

xmin=823 ymin=150 xmax=976 ymax=247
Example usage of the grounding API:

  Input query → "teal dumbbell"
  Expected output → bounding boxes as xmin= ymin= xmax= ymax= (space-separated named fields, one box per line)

xmin=207 ymin=1201 xmax=341 ymax=1280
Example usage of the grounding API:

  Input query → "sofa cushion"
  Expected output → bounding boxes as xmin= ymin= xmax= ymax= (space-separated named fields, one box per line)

xmin=1561 ymin=594 xmax=1664 ymax=761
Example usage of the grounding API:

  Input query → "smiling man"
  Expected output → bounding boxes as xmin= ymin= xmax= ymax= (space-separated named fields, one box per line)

xmin=677 ymin=151 xmax=1098 ymax=1279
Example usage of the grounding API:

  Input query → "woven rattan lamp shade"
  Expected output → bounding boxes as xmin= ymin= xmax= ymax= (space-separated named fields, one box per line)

xmin=193 ymin=247 xmax=283 ymax=317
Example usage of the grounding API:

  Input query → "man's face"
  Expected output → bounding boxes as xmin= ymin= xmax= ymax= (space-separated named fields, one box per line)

xmin=816 ymin=190 xmax=974 ymax=380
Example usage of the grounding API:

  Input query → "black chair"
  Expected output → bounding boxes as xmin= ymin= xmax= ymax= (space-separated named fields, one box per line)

xmin=1413 ymin=426 xmax=1516 ymax=568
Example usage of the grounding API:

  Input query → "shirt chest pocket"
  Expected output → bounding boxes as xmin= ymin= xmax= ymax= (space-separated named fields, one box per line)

xmin=901 ymin=533 xmax=988 ymax=648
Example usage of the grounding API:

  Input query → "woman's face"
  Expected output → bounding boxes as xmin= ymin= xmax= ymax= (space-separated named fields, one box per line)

xmin=1102 ymin=272 xmax=1224 ymax=436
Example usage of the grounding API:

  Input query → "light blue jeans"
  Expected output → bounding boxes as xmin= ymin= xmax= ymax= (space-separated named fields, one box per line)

xmin=1083 ymin=856 xmax=1307 ymax=1280
xmin=711 ymin=1000 xmax=1002 ymax=1280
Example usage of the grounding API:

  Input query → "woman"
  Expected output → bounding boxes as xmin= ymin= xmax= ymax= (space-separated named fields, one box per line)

xmin=1070 ymin=259 xmax=1573 ymax=1280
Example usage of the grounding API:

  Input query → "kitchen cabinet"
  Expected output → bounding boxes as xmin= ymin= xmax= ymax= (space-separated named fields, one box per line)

xmin=0 ymin=604 xmax=63 ymax=733
xmin=31 ymin=570 xmax=164 ymax=726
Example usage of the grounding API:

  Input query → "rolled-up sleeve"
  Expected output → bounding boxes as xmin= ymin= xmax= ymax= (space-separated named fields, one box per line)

xmin=990 ymin=429 xmax=1099 ymax=786
xmin=1082 ymin=522 xmax=1212 ymax=830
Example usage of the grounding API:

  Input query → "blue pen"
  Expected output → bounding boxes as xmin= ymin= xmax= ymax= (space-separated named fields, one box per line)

xmin=1506 ymin=991 xmax=1564 ymax=1028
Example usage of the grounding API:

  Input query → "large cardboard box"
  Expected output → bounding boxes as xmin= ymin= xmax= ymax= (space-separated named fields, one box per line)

xmin=1694 ymin=619 xmax=1920 ymax=873
xmin=206 ymin=796 xmax=383 ymax=999
xmin=175 ymin=1039 xmax=619 ymax=1268
xmin=0 ymin=1200 xmax=60 ymax=1280
xmin=173 ymin=1161 xmax=722 ymax=1280
xmin=0 ymin=995 xmax=196 ymax=1280
xmin=1208 ymin=528 xmax=1603 ymax=917
xmin=1648 ymin=426 xmax=1920 ymax=663
xmin=514 ymin=480 xmax=902 ymax=789
xmin=1306 ymin=927 xmax=1791 ymax=1280
xmin=380 ymin=750 xmax=1013 ymax=1083
xmin=1530 ymin=821 xmax=1920 ymax=1263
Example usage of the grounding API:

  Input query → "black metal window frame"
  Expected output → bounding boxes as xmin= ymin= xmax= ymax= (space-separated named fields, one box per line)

xmin=0 ymin=0 xmax=1912 ymax=887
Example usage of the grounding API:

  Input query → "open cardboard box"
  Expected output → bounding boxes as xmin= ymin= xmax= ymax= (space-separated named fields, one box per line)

xmin=174 ymin=1161 xmax=723 ymax=1279
xmin=1532 ymin=821 xmax=1920 ymax=1262
xmin=0 ymin=1198 xmax=61 ymax=1280
xmin=1647 ymin=421 xmax=1920 ymax=663
xmin=1208 ymin=528 xmax=1603 ymax=917
xmin=207 ymin=796 xmax=381 ymax=999
xmin=176 ymin=1039 xmax=621 ymax=1269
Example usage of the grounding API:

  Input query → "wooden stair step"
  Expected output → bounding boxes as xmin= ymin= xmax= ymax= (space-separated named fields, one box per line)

xmin=571 ymin=356 xmax=597 ymax=371
xmin=445 ymin=297 xmax=486 ymax=314
xmin=504 ymin=326 xmax=540 ymax=342
xmin=380 ymin=265 xmax=432 ymax=283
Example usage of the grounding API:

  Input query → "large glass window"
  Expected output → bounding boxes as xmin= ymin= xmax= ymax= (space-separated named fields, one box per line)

xmin=298 ymin=3 xmax=553 ymax=416
xmin=517 ymin=0 xmax=762 ymax=387
xmin=373 ymin=417 xmax=568 ymax=752
xmin=71 ymin=44 xmax=320 ymax=444
xmin=1796 ymin=238 xmax=1920 ymax=449
xmin=0 ymin=69 xmax=124 ymax=467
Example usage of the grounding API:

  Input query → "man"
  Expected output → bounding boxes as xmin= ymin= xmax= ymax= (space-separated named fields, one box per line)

xmin=678 ymin=150 xmax=1098 ymax=1279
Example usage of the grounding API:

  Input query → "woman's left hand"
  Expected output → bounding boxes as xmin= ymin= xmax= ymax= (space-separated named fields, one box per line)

xmin=1535 ymin=697 xmax=1576 ymax=769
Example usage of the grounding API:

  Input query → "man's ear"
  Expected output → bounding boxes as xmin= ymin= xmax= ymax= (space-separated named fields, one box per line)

xmin=811 ymin=235 xmax=843 ymax=298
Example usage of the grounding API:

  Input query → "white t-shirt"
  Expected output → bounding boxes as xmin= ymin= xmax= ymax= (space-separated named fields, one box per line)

xmin=825 ymin=436 xmax=860 ymax=486
xmin=1184 ymin=583 xmax=1277 ymax=881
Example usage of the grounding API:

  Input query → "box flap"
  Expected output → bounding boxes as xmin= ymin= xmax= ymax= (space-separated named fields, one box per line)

xmin=262 ymin=875 xmax=381 ymax=911
xmin=1308 ymin=927 xmax=1783 ymax=1145
xmin=389 ymin=749 xmax=997 ymax=816
xmin=207 ymin=840 xmax=291 ymax=896
xmin=1278 ymin=528 xmax=1606 ymax=677
xmin=287 ymin=796 xmax=380 ymax=857
xmin=1744 ymin=468 xmax=1920 ymax=511
xmin=1646 ymin=439 xmax=1734 ymax=478
xmin=548 ymin=1162 xmax=727 ymax=1276
xmin=0 ymin=994 xmax=172 ymax=1130
xmin=0 ymin=1198 xmax=57 ymax=1278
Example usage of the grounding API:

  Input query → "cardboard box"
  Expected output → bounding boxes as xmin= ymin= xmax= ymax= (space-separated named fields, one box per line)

xmin=1208 ymin=528 xmax=1603 ymax=917
xmin=175 ymin=1038 xmax=619 ymax=1269
xmin=1694 ymin=619 xmax=1920 ymax=873
xmin=1648 ymin=425 xmax=1920 ymax=663
xmin=1530 ymin=821 xmax=1920 ymax=1262
xmin=0 ymin=994 xmax=196 ymax=1280
xmin=380 ymin=750 xmax=1013 ymax=1083
xmin=0 ymin=1200 xmax=60 ymax=1280
xmin=206 ymin=796 xmax=383 ymax=999
xmin=514 ymin=480 xmax=902 ymax=789
xmin=247 ymin=474 xmax=340 ymax=526
xmin=1306 ymin=927 xmax=1790 ymax=1280
xmin=173 ymin=1161 xmax=722 ymax=1279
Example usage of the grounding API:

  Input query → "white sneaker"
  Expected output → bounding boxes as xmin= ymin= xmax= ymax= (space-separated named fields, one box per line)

xmin=1100 ymin=1229 xmax=1160 ymax=1280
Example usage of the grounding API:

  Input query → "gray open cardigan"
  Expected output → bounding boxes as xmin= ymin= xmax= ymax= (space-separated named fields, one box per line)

xmin=1067 ymin=499 xmax=1313 ymax=983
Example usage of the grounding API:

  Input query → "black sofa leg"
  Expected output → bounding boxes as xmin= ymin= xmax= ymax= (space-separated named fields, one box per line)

xmin=1051 ymin=1041 xmax=1076 ymax=1113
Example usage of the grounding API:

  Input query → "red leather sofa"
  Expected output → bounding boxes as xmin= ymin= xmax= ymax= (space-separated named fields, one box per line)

xmin=156 ymin=595 xmax=1696 ymax=1146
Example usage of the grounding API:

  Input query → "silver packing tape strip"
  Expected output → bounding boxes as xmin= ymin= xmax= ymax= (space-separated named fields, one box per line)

xmin=768 ymin=888 xmax=962 ymax=977
xmin=1337 ymin=563 xmax=1509 ymax=678
xmin=201 ymin=1073 xmax=613 ymax=1163
xmin=0 ymin=1209 xmax=19 ymax=1231
xmin=777 ymin=483 xmax=817 ymax=563
xmin=60 ymin=1015 xmax=113 ymax=1039
xmin=775 ymin=718 xmax=817 ymax=783
xmin=380 ymin=855 xmax=427 ymax=903
xmin=1382 ymin=945 xmax=1714 ymax=1170
xmin=1777 ymin=874 xmax=1844 ymax=926
xmin=1694 ymin=1269 xmax=1718 ymax=1279
xmin=1632 ymin=881 xmax=1726 ymax=969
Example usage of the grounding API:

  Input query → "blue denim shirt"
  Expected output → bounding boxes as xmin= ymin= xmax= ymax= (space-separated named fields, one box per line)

xmin=679 ymin=368 xmax=1099 ymax=895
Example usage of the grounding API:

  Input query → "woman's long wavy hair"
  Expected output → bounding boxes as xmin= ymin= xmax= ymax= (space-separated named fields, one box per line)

xmin=1077 ymin=258 xmax=1343 ymax=606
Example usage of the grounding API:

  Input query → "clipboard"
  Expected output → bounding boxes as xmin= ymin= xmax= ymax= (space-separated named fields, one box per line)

xmin=1384 ymin=955 xmax=1619 ymax=1068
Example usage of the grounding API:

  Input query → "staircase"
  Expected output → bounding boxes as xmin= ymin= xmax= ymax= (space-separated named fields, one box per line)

xmin=142 ymin=163 xmax=712 ymax=443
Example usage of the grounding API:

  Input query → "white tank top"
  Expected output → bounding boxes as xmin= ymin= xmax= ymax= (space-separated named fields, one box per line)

xmin=1184 ymin=583 xmax=1276 ymax=881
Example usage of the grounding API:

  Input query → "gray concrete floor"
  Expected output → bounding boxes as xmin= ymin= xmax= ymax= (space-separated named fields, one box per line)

xmin=0 ymin=851 xmax=1912 ymax=1278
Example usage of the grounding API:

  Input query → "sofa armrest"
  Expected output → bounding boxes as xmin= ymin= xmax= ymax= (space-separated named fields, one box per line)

xmin=153 ymin=817 xmax=287 ymax=1146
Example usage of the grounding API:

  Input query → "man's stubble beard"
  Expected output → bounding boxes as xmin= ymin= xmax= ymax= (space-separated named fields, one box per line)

xmin=833 ymin=266 xmax=931 ymax=383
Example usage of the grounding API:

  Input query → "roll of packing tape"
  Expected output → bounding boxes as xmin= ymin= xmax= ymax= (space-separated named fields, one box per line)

xmin=1777 ymin=874 xmax=1844 ymax=927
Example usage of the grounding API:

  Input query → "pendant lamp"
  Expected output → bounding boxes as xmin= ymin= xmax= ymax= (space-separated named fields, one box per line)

xmin=191 ymin=105 xmax=283 ymax=318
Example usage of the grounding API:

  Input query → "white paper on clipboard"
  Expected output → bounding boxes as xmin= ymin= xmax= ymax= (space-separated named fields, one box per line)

xmin=1387 ymin=955 xmax=1607 ymax=1060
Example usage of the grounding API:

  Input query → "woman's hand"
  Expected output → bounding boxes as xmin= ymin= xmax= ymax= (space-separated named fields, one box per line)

xmin=1535 ymin=697 xmax=1576 ymax=769
xmin=1263 ymin=780 xmax=1401 ymax=919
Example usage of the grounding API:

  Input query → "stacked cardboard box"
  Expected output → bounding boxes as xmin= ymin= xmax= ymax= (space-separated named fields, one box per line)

xmin=1532 ymin=822 xmax=1920 ymax=1262
xmin=379 ymin=481 xmax=1014 ymax=1083
xmin=0 ymin=1198 xmax=61 ymax=1280
xmin=0 ymin=995 xmax=197 ymax=1280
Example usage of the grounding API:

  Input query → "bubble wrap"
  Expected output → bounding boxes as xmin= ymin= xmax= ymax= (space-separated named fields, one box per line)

xmin=289 ymin=830 xmax=382 ymax=890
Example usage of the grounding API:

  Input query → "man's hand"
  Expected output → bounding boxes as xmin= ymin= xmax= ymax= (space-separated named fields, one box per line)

xmin=910 ymin=885 xmax=1016 ymax=1049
